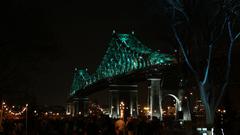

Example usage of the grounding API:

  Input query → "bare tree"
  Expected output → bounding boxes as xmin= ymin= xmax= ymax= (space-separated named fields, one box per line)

xmin=157 ymin=0 xmax=240 ymax=126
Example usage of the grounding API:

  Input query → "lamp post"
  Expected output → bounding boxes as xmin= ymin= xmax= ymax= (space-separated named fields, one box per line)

xmin=25 ymin=104 xmax=28 ymax=135
xmin=0 ymin=101 xmax=5 ymax=133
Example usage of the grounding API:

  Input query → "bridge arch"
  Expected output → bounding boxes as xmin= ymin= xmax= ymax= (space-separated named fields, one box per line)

xmin=161 ymin=93 xmax=182 ymax=120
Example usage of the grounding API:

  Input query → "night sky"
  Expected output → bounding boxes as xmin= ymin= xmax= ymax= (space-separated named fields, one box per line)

xmin=0 ymin=0 xmax=176 ymax=106
xmin=1 ymin=0 xmax=239 ymax=109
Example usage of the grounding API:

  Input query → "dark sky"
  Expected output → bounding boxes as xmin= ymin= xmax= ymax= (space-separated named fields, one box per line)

xmin=0 ymin=0 xmax=176 ymax=106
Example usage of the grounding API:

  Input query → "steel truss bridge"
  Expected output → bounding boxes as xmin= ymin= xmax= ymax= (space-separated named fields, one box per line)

xmin=67 ymin=31 xmax=191 ymax=121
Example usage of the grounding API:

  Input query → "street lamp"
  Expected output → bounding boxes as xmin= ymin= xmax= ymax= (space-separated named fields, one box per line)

xmin=25 ymin=104 xmax=28 ymax=135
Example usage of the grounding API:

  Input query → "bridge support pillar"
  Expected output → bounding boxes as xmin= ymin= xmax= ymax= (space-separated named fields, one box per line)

xmin=177 ymin=89 xmax=184 ymax=120
xmin=179 ymin=89 xmax=191 ymax=121
xmin=148 ymin=78 xmax=162 ymax=120
xmin=66 ymin=102 xmax=72 ymax=115
xmin=72 ymin=98 xmax=80 ymax=116
xmin=130 ymin=90 xmax=138 ymax=117
xmin=79 ymin=97 xmax=89 ymax=117
xmin=109 ymin=90 xmax=119 ymax=118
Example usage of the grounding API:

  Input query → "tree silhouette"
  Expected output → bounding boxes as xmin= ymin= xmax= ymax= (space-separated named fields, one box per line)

xmin=156 ymin=0 xmax=240 ymax=126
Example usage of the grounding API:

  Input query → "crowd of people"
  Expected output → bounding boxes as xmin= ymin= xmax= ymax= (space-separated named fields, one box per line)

xmin=1 ymin=113 xmax=238 ymax=135
xmin=0 ymin=114 xmax=192 ymax=135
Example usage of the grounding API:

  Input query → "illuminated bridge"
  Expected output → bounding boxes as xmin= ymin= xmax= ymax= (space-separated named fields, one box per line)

xmin=67 ymin=31 xmax=191 ymax=121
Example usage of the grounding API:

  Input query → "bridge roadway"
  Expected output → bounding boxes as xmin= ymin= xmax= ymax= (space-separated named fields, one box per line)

xmin=70 ymin=64 xmax=176 ymax=98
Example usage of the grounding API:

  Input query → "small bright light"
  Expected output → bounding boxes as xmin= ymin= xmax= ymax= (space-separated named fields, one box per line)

xmin=223 ymin=110 xmax=226 ymax=113
xmin=2 ymin=102 xmax=5 ymax=105
xmin=218 ymin=109 xmax=221 ymax=112
xmin=184 ymin=97 xmax=187 ymax=99
xmin=34 ymin=110 xmax=37 ymax=113
xmin=143 ymin=107 xmax=149 ymax=110
xmin=190 ymin=92 xmax=193 ymax=95
xmin=78 ymin=112 xmax=81 ymax=115
xmin=45 ymin=112 xmax=48 ymax=115
xmin=56 ymin=113 xmax=59 ymax=116
xmin=26 ymin=104 xmax=28 ymax=107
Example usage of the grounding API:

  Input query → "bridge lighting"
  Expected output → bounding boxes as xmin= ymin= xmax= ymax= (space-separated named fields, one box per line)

xmin=69 ymin=33 xmax=176 ymax=96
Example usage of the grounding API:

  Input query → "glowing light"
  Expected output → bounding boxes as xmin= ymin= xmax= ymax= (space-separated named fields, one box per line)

xmin=143 ymin=107 xmax=150 ymax=110
xmin=223 ymin=110 xmax=226 ymax=113
xmin=69 ymin=33 xmax=176 ymax=95
xmin=120 ymin=101 xmax=125 ymax=118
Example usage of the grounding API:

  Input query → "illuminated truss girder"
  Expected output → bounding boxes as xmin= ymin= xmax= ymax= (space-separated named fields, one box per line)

xmin=70 ymin=33 xmax=176 ymax=95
